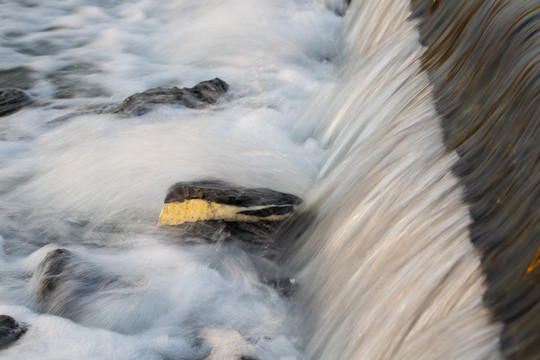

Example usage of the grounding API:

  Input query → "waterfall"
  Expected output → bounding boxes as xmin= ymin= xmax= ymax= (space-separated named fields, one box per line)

xmin=287 ymin=1 xmax=500 ymax=359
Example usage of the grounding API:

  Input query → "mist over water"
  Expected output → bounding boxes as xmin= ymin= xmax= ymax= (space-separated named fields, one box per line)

xmin=1 ymin=0 xmax=536 ymax=359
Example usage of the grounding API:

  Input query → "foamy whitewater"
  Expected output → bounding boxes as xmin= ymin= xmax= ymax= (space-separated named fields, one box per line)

xmin=0 ymin=0 xmax=502 ymax=359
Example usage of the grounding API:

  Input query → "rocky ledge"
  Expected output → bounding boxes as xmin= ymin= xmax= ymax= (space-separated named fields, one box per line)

xmin=114 ymin=78 xmax=229 ymax=116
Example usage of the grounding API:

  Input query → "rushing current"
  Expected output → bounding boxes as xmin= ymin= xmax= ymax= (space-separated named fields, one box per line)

xmin=1 ymin=0 xmax=538 ymax=359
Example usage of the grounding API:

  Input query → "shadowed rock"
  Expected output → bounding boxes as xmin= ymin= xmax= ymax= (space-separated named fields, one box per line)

xmin=0 ymin=89 xmax=31 ymax=117
xmin=32 ymin=248 xmax=116 ymax=320
xmin=114 ymin=78 xmax=229 ymax=116
xmin=326 ymin=0 xmax=350 ymax=16
xmin=0 ymin=315 xmax=27 ymax=350
xmin=162 ymin=180 xmax=301 ymax=208
xmin=158 ymin=180 xmax=302 ymax=254
xmin=263 ymin=277 xmax=298 ymax=297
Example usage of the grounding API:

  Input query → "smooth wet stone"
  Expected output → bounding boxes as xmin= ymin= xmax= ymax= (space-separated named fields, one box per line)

xmin=32 ymin=248 xmax=115 ymax=320
xmin=162 ymin=180 xmax=301 ymax=209
xmin=158 ymin=180 xmax=302 ymax=252
xmin=0 ymin=315 xmax=27 ymax=350
xmin=0 ymin=89 xmax=31 ymax=117
xmin=114 ymin=78 xmax=229 ymax=116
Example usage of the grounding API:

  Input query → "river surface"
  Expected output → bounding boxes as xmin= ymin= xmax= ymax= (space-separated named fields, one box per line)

xmin=1 ymin=0 xmax=537 ymax=359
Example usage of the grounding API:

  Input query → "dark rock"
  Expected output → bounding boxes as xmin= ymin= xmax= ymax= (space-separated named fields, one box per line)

xmin=263 ymin=277 xmax=298 ymax=297
xmin=163 ymin=179 xmax=301 ymax=208
xmin=32 ymin=248 xmax=116 ymax=320
xmin=157 ymin=180 xmax=302 ymax=253
xmin=0 ymin=89 xmax=31 ymax=117
xmin=0 ymin=67 xmax=36 ymax=90
xmin=114 ymin=78 xmax=229 ymax=116
xmin=326 ymin=0 xmax=351 ymax=16
xmin=0 ymin=315 xmax=27 ymax=350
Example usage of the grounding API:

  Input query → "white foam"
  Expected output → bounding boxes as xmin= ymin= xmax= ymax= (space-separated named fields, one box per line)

xmin=0 ymin=0 xmax=343 ymax=358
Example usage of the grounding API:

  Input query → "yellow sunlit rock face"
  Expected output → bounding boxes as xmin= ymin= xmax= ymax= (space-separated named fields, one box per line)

xmin=158 ymin=199 xmax=294 ymax=226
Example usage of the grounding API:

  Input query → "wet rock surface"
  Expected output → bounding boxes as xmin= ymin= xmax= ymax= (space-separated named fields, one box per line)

xmin=158 ymin=180 xmax=302 ymax=254
xmin=0 ymin=88 xmax=32 ymax=117
xmin=0 ymin=315 xmax=27 ymax=350
xmin=163 ymin=180 xmax=301 ymax=208
xmin=114 ymin=78 xmax=229 ymax=116
xmin=33 ymin=248 xmax=116 ymax=320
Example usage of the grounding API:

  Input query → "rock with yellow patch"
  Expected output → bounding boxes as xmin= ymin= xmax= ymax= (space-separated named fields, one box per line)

xmin=158 ymin=180 xmax=302 ymax=252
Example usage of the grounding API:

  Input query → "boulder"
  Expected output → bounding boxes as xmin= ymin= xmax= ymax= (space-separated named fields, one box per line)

xmin=32 ymin=248 xmax=116 ymax=320
xmin=114 ymin=78 xmax=229 ymax=116
xmin=157 ymin=180 xmax=302 ymax=252
xmin=0 ymin=315 xmax=27 ymax=350
xmin=0 ymin=88 xmax=31 ymax=117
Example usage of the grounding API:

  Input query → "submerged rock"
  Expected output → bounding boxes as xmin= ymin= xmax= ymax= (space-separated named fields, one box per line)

xmin=32 ymin=248 xmax=116 ymax=320
xmin=0 ymin=88 xmax=31 ymax=117
xmin=114 ymin=78 xmax=229 ymax=116
xmin=0 ymin=315 xmax=27 ymax=350
xmin=263 ymin=277 xmax=298 ymax=297
xmin=47 ymin=63 xmax=109 ymax=99
xmin=0 ymin=67 xmax=36 ymax=90
xmin=157 ymin=180 xmax=302 ymax=252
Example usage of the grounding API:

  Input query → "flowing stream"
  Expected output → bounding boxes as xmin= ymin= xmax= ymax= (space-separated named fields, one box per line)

xmin=1 ymin=0 xmax=536 ymax=359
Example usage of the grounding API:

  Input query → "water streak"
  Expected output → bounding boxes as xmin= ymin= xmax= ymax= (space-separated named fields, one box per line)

xmin=287 ymin=1 xmax=502 ymax=358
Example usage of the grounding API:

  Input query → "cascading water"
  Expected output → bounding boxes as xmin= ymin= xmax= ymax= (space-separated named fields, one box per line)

xmin=287 ymin=2 xmax=501 ymax=359
xmin=0 ymin=0 xmax=538 ymax=359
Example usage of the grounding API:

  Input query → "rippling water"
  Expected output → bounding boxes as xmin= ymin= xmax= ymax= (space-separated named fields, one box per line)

xmin=0 ymin=0 xmax=538 ymax=359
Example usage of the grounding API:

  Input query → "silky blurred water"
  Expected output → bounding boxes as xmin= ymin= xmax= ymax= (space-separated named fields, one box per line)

xmin=0 ymin=1 xmax=342 ymax=358
xmin=1 ymin=0 xmax=527 ymax=359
